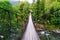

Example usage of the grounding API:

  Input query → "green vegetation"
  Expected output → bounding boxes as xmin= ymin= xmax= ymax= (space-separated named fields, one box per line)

xmin=0 ymin=0 xmax=60 ymax=40
xmin=0 ymin=1 xmax=21 ymax=40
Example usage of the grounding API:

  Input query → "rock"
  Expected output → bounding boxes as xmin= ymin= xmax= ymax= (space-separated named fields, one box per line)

xmin=52 ymin=30 xmax=60 ymax=33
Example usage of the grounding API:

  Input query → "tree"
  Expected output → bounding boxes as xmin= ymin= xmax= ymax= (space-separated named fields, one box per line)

xmin=0 ymin=1 xmax=21 ymax=40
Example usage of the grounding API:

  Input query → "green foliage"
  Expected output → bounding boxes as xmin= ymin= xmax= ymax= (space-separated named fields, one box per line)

xmin=18 ymin=2 xmax=30 ymax=22
xmin=1 ymin=0 xmax=9 ymax=2
xmin=0 ymin=1 xmax=22 ymax=40
xmin=48 ymin=1 xmax=60 ymax=29
xmin=0 ymin=0 xmax=60 ymax=40
xmin=29 ymin=0 xmax=60 ymax=29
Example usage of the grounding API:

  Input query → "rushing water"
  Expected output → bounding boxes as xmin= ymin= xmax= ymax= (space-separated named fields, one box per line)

xmin=21 ymin=13 xmax=40 ymax=40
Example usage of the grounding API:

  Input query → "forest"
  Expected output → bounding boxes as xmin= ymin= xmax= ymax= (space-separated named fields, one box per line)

xmin=0 ymin=0 xmax=60 ymax=40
